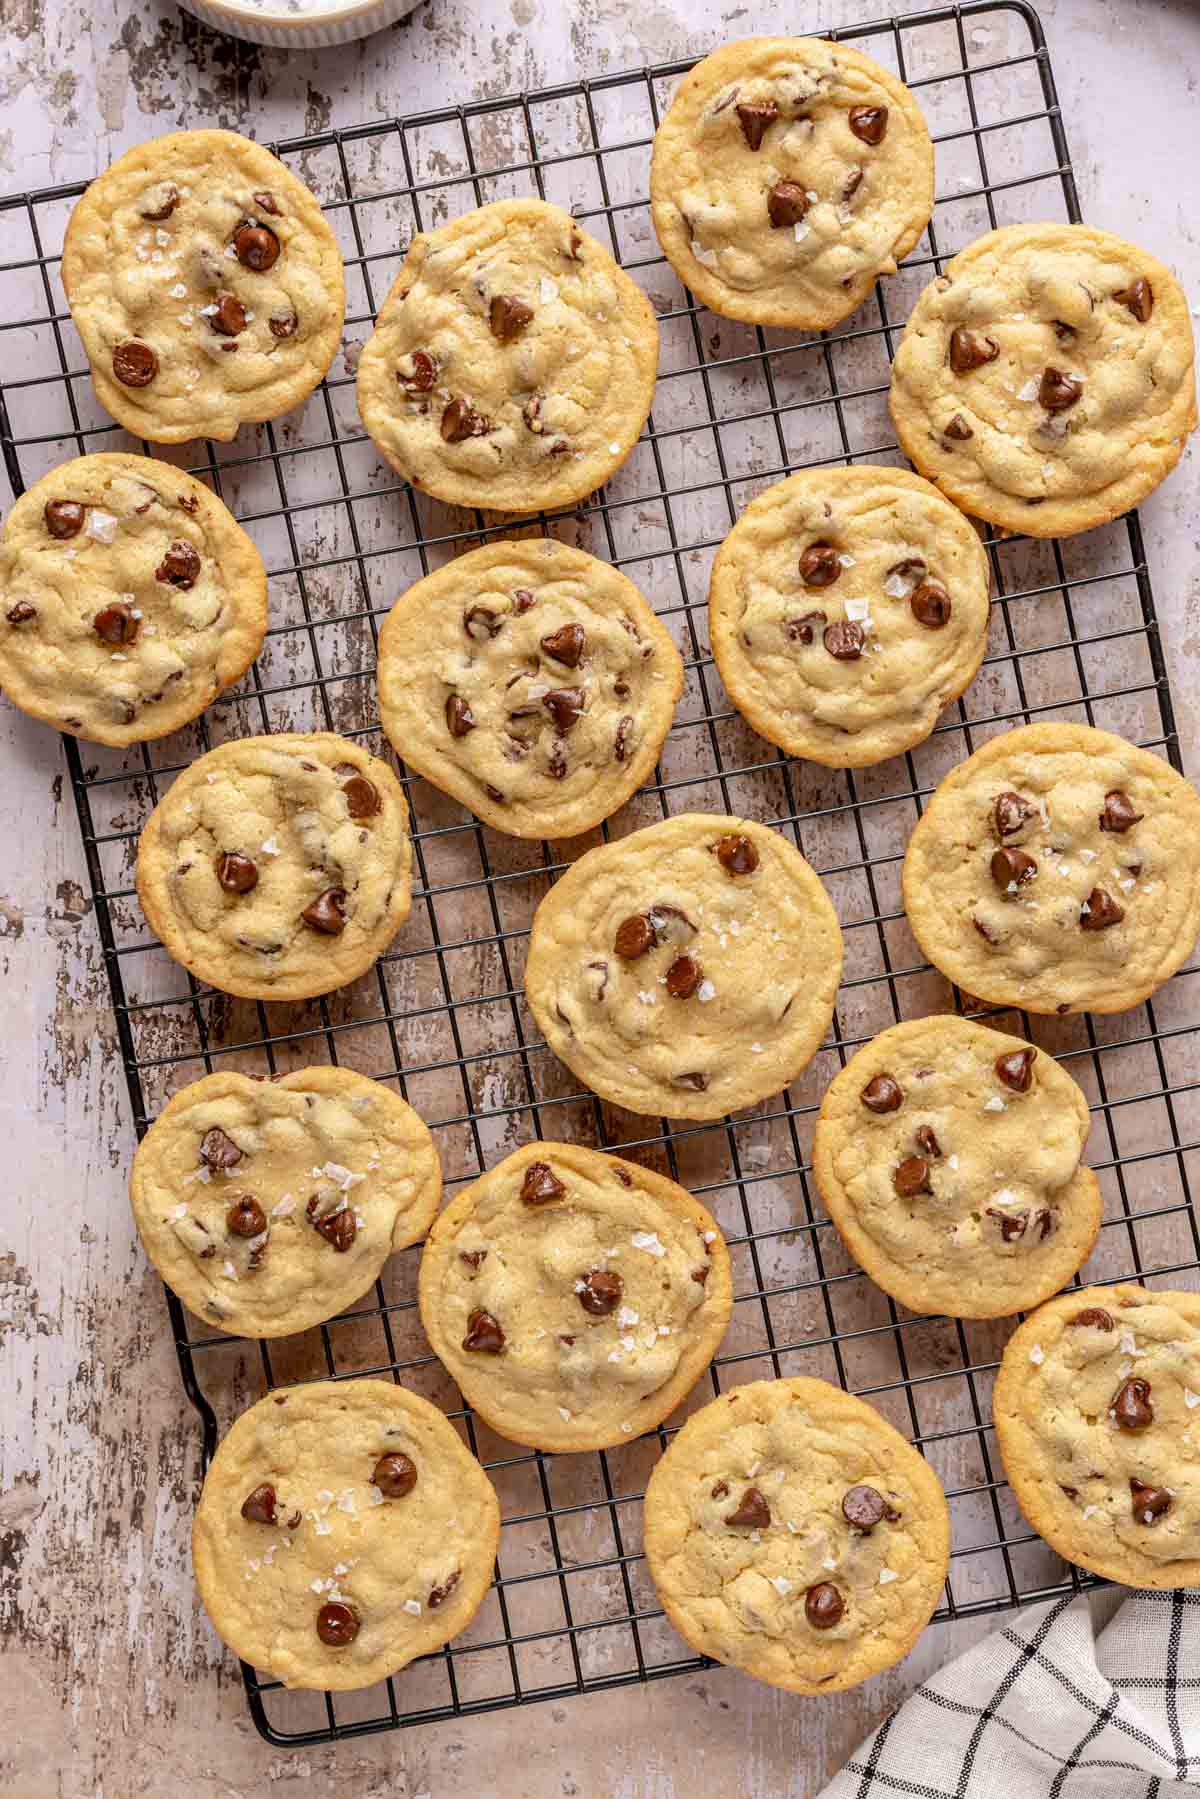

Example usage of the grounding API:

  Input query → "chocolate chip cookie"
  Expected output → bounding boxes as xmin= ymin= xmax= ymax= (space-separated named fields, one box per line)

xmin=0 ymin=453 xmax=266 ymax=746
xmin=61 ymin=128 xmax=345 ymax=444
xmin=524 ymin=813 xmax=843 ymax=1120
xmin=377 ymin=538 xmax=683 ymax=838
xmin=994 ymin=1285 xmax=1200 ymax=1589
xmin=136 ymin=733 xmax=412 ymax=1002
xmin=903 ymin=723 xmax=1200 ymax=1016
xmin=650 ymin=37 xmax=934 ymax=331
xmin=643 ymin=1376 xmax=950 ymax=1692
xmin=193 ymin=1379 xmax=500 ymax=1689
xmin=890 ymin=223 xmax=1197 ymax=538
xmin=131 ymin=1067 xmax=441 ymax=1338
xmin=356 ymin=198 xmax=659 ymax=513
xmin=709 ymin=466 xmax=990 ymax=768
xmin=813 ymin=1016 xmax=1101 ymax=1319
xmin=417 ymin=1141 xmax=732 ymax=1451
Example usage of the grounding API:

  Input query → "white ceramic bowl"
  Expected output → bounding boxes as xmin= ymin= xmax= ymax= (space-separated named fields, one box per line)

xmin=177 ymin=0 xmax=420 ymax=49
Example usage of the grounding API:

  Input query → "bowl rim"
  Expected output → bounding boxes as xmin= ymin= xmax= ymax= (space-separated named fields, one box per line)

xmin=185 ymin=0 xmax=417 ymax=27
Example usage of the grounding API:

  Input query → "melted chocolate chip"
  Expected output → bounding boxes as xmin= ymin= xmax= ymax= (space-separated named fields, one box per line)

xmin=614 ymin=715 xmax=634 ymax=762
xmin=93 ymin=603 xmax=138 ymax=645
xmin=893 ymin=1156 xmax=931 ymax=1198
xmin=1070 ymin=1306 xmax=1114 ymax=1331
xmin=113 ymin=341 xmax=158 ymax=386
xmin=463 ymin=1308 xmax=505 ymax=1352
xmin=252 ymin=190 xmax=281 ymax=216
xmin=240 ymin=1483 xmax=277 ymax=1524
xmin=1099 ymin=790 xmax=1143 ymax=833
xmin=614 ymin=914 xmax=656 ymax=960
xmin=372 ymin=1452 xmax=417 ymax=1498
xmin=139 ymin=184 xmax=179 ymax=221
xmin=848 ymin=105 xmax=888 ymax=145
xmin=716 ymin=834 xmax=758 ymax=875
xmin=216 ymin=852 xmax=258 ymax=895
xmin=767 ymin=181 xmax=809 ymax=228
xmin=786 ymin=610 xmax=827 ymax=644
xmin=459 ymin=1248 xmax=488 ymax=1271
xmin=226 ymin=1194 xmax=266 ymax=1237
xmin=400 ymin=350 xmax=438 ymax=393
xmin=442 ymin=397 xmax=491 ymax=442
xmin=428 ymin=1569 xmax=461 ymax=1609
xmin=1115 ymin=278 xmax=1153 ymax=322
xmin=269 ymin=309 xmax=299 ymax=339
xmin=541 ymin=622 xmax=585 ymax=668
xmin=799 ymin=542 xmax=842 ymax=588
xmin=1130 ymin=1477 xmax=1170 ymax=1523
xmin=915 ymin=1124 xmax=941 ymax=1159
xmin=1039 ymin=366 xmax=1083 ymax=412
xmin=973 ymin=915 xmax=999 ymax=945
xmin=824 ymin=619 xmax=864 ymax=661
xmin=234 ymin=222 xmax=280 ymax=272
xmin=209 ymin=291 xmax=247 ymax=336
xmin=805 ymin=1583 xmax=844 ymax=1629
xmin=991 ymin=847 xmax=1038 ymax=892
xmin=911 ymin=580 xmax=951 ymax=628
xmin=711 ymin=1479 xmax=729 ymax=1500
xmin=987 ymin=1206 xmax=1028 ymax=1242
xmin=578 ymin=1269 xmax=623 ymax=1316
xmin=156 ymin=540 xmax=201 ymax=589
xmin=1111 ymin=1376 xmax=1153 ymax=1431
xmin=446 ymin=694 xmax=475 ymax=737
xmin=316 ymin=1601 xmax=359 ymax=1646
xmin=949 ymin=327 xmax=999 ymax=374
xmin=861 ymin=1073 xmax=903 ymax=1114
xmin=302 ymin=887 xmax=347 ymax=935
xmin=674 ymin=1071 xmax=708 ymax=1092
xmin=1080 ymin=887 xmax=1124 ymax=931
xmin=489 ymin=294 xmax=534 ymax=341
xmin=44 ymin=500 xmax=84 ymax=538
xmin=521 ymin=1161 xmax=566 ymax=1206
xmin=6 ymin=603 xmax=36 ymax=625
xmin=543 ymin=688 xmax=585 ymax=733
xmin=201 ymin=1127 xmax=242 ymax=1170
xmin=841 ymin=168 xmax=864 ymax=205
xmin=994 ymin=791 xmax=1034 ymax=838
xmin=313 ymin=1205 xmax=357 ymax=1252
xmin=666 ymin=954 xmax=702 ymax=999
xmin=841 ymin=1484 xmax=891 ymax=1531
xmin=463 ymin=604 xmax=502 ymax=642
xmin=944 ymin=412 xmax=974 ymax=441
xmin=995 ymin=1047 xmax=1035 ymax=1093
xmin=726 ymin=1486 xmax=770 ymax=1528
xmin=342 ymin=773 xmax=380 ymax=819
xmin=736 ymin=99 xmax=778 ymax=150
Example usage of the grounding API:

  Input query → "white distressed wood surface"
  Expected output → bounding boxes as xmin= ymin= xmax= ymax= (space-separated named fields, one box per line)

xmin=1 ymin=0 xmax=1198 ymax=1793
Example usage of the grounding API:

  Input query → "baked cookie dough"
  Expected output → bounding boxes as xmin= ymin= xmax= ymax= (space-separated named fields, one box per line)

xmin=356 ymin=198 xmax=659 ymax=513
xmin=524 ymin=812 xmax=843 ymax=1120
xmin=193 ymin=1379 xmax=500 ymax=1689
xmin=643 ymin=1376 xmax=950 ymax=1693
xmin=377 ymin=538 xmax=683 ymax=838
xmin=131 ymin=1067 xmax=441 ymax=1338
xmin=62 ymin=129 xmax=345 ymax=444
xmin=813 ymin=1015 xmax=1100 ymax=1319
xmin=994 ymin=1285 xmax=1200 ymax=1589
xmin=0 ymin=453 xmax=266 ymax=747
xmin=136 ymin=732 xmax=412 ymax=1002
xmin=889 ymin=223 xmax=1197 ymax=538
xmin=902 ymin=723 xmax=1200 ymax=1016
xmin=709 ymin=466 xmax=990 ymax=768
xmin=417 ymin=1141 xmax=732 ymax=1452
xmin=650 ymin=37 xmax=934 ymax=330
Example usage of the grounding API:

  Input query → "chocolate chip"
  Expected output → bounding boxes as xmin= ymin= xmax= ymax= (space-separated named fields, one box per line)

xmin=726 ymin=1486 xmax=770 ymax=1528
xmin=302 ymin=887 xmax=347 ymax=935
xmin=848 ymin=105 xmax=888 ymax=144
xmin=691 ymin=1266 xmax=709 ymax=1285
xmin=139 ymin=184 xmax=179 ymax=221
xmin=316 ymin=1601 xmax=359 ymax=1646
xmin=521 ymin=1161 xmax=566 ymax=1206
xmin=915 ymin=1124 xmax=941 ymax=1159
xmin=994 ymin=791 xmax=1034 ymax=838
xmin=615 ymin=914 xmax=656 ymax=959
xmin=995 ymin=1047 xmax=1035 ymax=1093
xmin=1039 ymin=366 xmax=1083 ymax=412
xmin=209 ymin=291 xmax=247 ymax=336
xmin=715 ymin=834 xmax=758 ymax=875
xmin=1080 ymin=887 xmax=1124 ymax=932
xmin=991 ymin=847 xmax=1038 ymax=892
xmin=805 ymin=1583 xmax=844 ymax=1629
xmin=767 ymin=181 xmax=809 ymax=228
xmin=578 ymin=1269 xmax=623 ymax=1316
xmin=233 ymin=223 xmax=280 ymax=272
xmin=711 ymin=1479 xmax=729 ymax=1499
xmin=372 ymin=1452 xmax=417 ymax=1498
xmin=400 ymin=350 xmax=438 ymax=393
xmin=799 ymin=542 xmax=841 ymax=588
xmin=786 ymin=610 xmax=827 ymax=644
xmin=735 ymin=99 xmax=778 ymax=150
xmin=949 ymin=327 xmax=998 ymax=374
xmin=314 ymin=1207 xmax=357 ymax=1252
xmin=893 ymin=1156 xmax=931 ymax=1198
xmin=489 ymin=293 xmax=534 ymax=341
xmin=240 ymin=1483 xmax=277 ymax=1524
xmin=824 ymin=620 xmax=864 ymax=660
xmin=463 ymin=1308 xmax=505 ymax=1352
xmin=442 ymin=398 xmax=491 ymax=442
xmin=541 ymin=623 xmax=585 ymax=668
xmin=463 ymin=604 xmax=502 ymax=642
xmin=973 ymin=915 xmax=998 ymax=944
xmin=987 ymin=1206 xmax=1028 ymax=1241
xmin=428 ymin=1569 xmax=461 ymax=1609
xmin=1068 ymin=1306 xmax=1114 ymax=1332
xmin=647 ymin=903 xmax=696 ymax=944
xmin=1099 ymin=790 xmax=1143 ymax=833
xmin=944 ymin=413 xmax=974 ymax=441
xmin=459 ymin=1248 xmax=487 ymax=1271
xmin=445 ymin=694 xmax=475 ymax=737
xmin=910 ymin=581 xmax=951 ymax=628
xmin=1111 ymin=1376 xmax=1153 ymax=1431
xmin=614 ymin=715 xmax=634 ymax=762
xmin=1115 ymin=278 xmax=1153 ymax=323
xmin=543 ymin=688 xmax=585 ymax=733
xmin=215 ymin=852 xmax=259 ymax=896
xmin=674 ymin=1071 xmax=708 ymax=1092
xmin=201 ymin=1127 xmax=242 ymax=1170
xmin=93 ymin=603 xmax=138 ymax=646
xmin=252 ymin=189 xmax=281 ymax=216
xmin=6 ymin=603 xmax=36 ymax=625
xmin=155 ymin=540 xmax=201 ymax=589
xmin=1035 ymin=1208 xmax=1054 ymax=1240
xmin=666 ymin=955 xmax=702 ymax=999
xmin=1130 ymin=1477 xmax=1170 ymax=1523
xmin=269 ymin=309 xmax=298 ymax=339
xmin=861 ymin=1074 xmax=903 ymax=1114
xmin=44 ymin=500 xmax=84 ymax=538
xmin=113 ymin=340 xmax=158 ymax=387
xmin=342 ymin=773 xmax=380 ymax=819
xmin=841 ymin=1484 xmax=891 ymax=1531
xmin=286 ymin=1510 xmax=301 ymax=1528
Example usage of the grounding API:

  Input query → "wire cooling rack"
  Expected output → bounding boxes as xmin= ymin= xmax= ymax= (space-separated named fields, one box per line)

xmin=3 ymin=0 xmax=1199 ymax=1748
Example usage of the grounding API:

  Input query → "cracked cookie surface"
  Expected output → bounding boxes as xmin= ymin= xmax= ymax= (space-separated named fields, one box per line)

xmin=902 ymin=723 xmax=1200 ymax=1016
xmin=136 ymin=732 xmax=412 ymax=1001
xmin=650 ymin=36 xmax=933 ymax=330
xmin=709 ymin=466 xmax=990 ymax=768
xmin=193 ymin=1379 xmax=500 ymax=1689
xmin=889 ymin=223 xmax=1197 ymax=538
xmin=377 ymin=538 xmax=683 ymax=838
xmin=417 ymin=1141 xmax=732 ymax=1451
xmin=995 ymin=1285 xmax=1200 ymax=1589
xmin=524 ymin=812 xmax=843 ymax=1120
xmin=62 ymin=129 xmax=345 ymax=443
xmin=356 ymin=198 xmax=659 ymax=513
xmin=813 ymin=1015 xmax=1100 ymax=1319
xmin=643 ymin=1376 xmax=950 ymax=1693
xmin=0 ymin=452 xmax=266 ymax=747
xmin=131 ymin=1068 xmax=441 ymax=1338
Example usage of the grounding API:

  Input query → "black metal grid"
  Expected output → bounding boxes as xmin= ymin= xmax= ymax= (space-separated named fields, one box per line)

xmin=3 ymin=0 xmax=1199 ymax=1748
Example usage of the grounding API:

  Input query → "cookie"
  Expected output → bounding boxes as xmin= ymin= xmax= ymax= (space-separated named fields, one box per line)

xmin=192 ymin=1379 xmax=500 ymax=1689
xmin=0 ymin=453 xmax=266 ymax=747
xmin=643 ymin=1376 xmax=950 ymax=1693
xmin=62 ymin=128 xmax=345 ymax=444
xmin=130 ymin=1068 xmax=441 ymax=1339
xmin=136 ymin=732 xmax=412 ymax=1002
xmin=994 ymin=1285 xmax=1200 ymax=1589
xmin=377 ymin=538 xmax=683 ymax=839
xmin=355 ymin=198 xmax=659 ymax=513
xmin=417 ymin=1141 xmax=732 ymax=1452
xmin=889 ymin=223 xmax=1197 ymax=538
xmin=649 ymin=37 xmax=934 ymax=331
xmin=524 ymin=813 xmax=843 ymax=1120
xmin=902 ymin=723 xmax=1200 ymax=1016
xmin=813 ymin=1016 xmax=1101 ymax=1319
xmin=709 ymin=466 xmax=990 ymax=768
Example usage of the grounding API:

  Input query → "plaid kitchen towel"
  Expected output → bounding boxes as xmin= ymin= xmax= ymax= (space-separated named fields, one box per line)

xmin=820 ymin=1589 xmax=1200 ymax=1797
